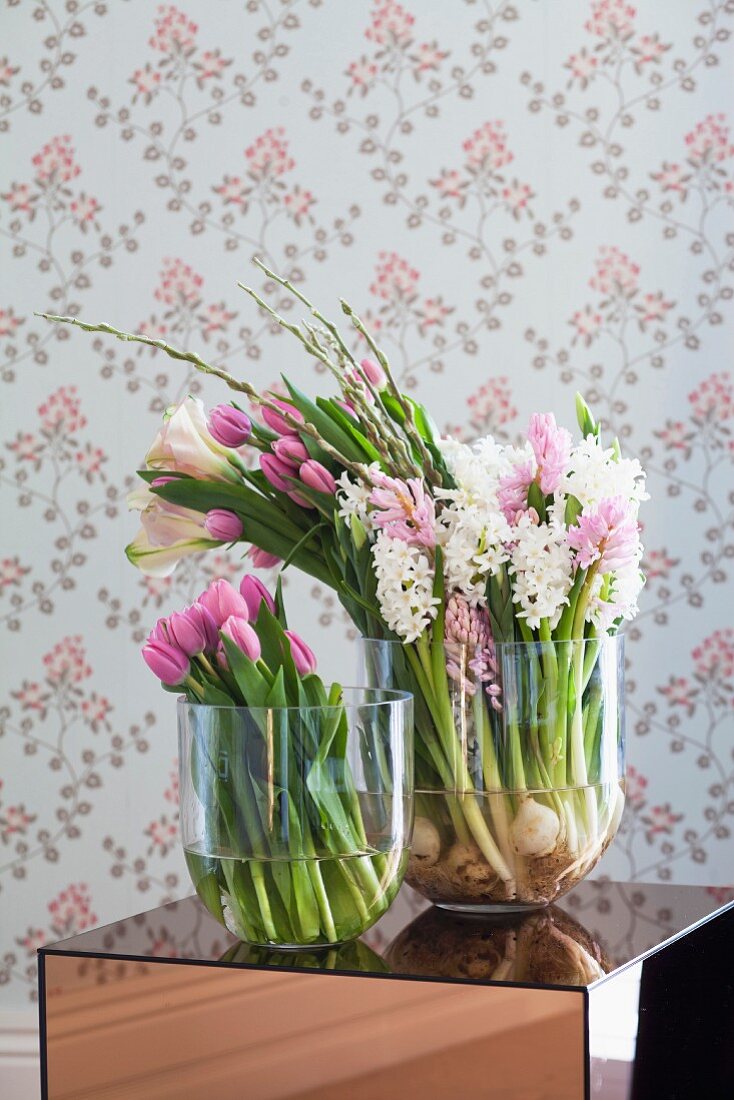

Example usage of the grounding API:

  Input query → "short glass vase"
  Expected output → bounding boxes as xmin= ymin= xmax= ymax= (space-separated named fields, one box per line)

xmin=359 ymin=637 xmax=625 ymax=913
xmin=179 ymin=688 xmax=413 ymax=948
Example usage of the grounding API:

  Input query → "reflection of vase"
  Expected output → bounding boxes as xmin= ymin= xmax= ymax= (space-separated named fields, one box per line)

xmin=385 ymin=905 xmax=612 ymax=987
xmin=218 ymin=938 xmax=389 ymax=974
xmin=178 ymin=688 xmax=413 ymax=948
xmin=360 ymin=637 xmax=625 ymax=912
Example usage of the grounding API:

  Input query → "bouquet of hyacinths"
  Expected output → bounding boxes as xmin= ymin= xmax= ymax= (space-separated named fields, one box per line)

xmin=41 ymin=260 xmax=645 ymax=908
xmin=144 ymin=573 xmax=412 ymax=946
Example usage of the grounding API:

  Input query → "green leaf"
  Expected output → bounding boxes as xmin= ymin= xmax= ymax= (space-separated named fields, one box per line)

xmin=527 ymin=480 xmax=546 ymax=521
xmin=283 ymin=379 xmax=368 ymax=463
xmin=564 ymin=494 xmax=583 ymax=527
xmin=315 ymin=397 xmax=382 ymax=463
xmin=220 ymin=636 xmax=270 ymax=707
xmin=575 ymin=393 xmax=599 ymax=439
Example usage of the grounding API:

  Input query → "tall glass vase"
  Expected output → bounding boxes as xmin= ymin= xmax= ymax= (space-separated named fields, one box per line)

xmin=359 ymin=637 xmax=625 ymax=912
xmin=179 ymin=688 xmax=413 ymax=946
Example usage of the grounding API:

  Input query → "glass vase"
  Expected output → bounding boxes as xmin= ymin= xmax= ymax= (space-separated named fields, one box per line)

xmin=359 ymin=637 xmax=625 ymax=912
xmin=178 ymin=688 xmax=413 ymax=947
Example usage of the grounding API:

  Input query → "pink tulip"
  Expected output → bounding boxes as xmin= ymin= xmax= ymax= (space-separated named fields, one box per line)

xmin=285 ymin=630 xmax=317 ymax=675
xmin=150 ymin=476 xmax=178 ymax=488
xmin=150 ymin=617 xmax=169 ymax=643
xmin=273 ymin=436 xmax=308 ymax=466
xmin=287 ymin=489 xmax=316 ymax=509
xmin=249 ymin=546 xmax=282 ymax=570
xmin=240 ymin=575 xmax=276 ymax=619
xmin=208 ymin=404 xmax=252 ymax=449
xmin=260 ymin=453 xmax=298 ymax=493
xmin=167 ymin=604 xmax=217 ymax=656
xmin=204 ymin=508 xmax=244 ymax=542
xmin=261 ymin=398 xmax=303 ymax=437
xmin=299 ymin=460 xmax=336 ymax=496
xmin=360 ymin=357 xmax=387 ymax=389
xmin=142 ymin=639 xmax=190 ymax=685
xmin=220 ymin=616 xmax=262 ymax=662
xmin=198 ymin=579 xmax=250 ymax=627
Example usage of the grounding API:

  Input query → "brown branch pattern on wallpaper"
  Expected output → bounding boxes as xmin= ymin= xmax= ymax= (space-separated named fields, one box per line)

xmin=0 ymin=0 xmax=733 ymax=1006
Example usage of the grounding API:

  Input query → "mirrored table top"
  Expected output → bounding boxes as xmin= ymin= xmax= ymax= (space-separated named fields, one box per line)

xmin=41 ymin=877 xmax=734 ymax=993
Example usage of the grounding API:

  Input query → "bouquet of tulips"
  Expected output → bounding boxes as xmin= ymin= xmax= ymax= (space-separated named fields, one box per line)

xmin=42 ymin=259 xmax=646 ymax=908
xmin=145 ymin=573 xmax=410 ymax=946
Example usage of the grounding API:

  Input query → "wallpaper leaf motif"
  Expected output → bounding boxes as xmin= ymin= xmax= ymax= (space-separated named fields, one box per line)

xmin=1 ymin=0 xmax=733 ymax=1010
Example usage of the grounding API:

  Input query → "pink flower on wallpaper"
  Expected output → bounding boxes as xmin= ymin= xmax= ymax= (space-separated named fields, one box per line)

xmin=283 ymin=184 xmax=316 ymax=225
xmin=370 ymin=251 xmax=420 ymax=302
xmin=138 ymin=316 xmax=168 ymax=340
xmin=346 ymin=56 xmax=378 ymax=93
xmin=7 ymin=431 xmax=44 ymax=467
xmin=245 ymin=127 xmax=294 ymax=181
xmin=643 ymin=547 xmax=679 ymax=579
xmin=501 ymin=179 xmax=534 ymax=219
xmin=155 ymin=257 xmax=204 ymax=309
xmin=130 ymin=63 xmax=162 ymax=104
xmin=625 ymin=765 xmax=648 ymax=811
xmin=570 ymin=304 xmax=603 ymax=346
xmin=17 ymin=928 xmax=46 ymax=957
xmin=0 ymin=56 xmax=19 ymax=86
xmin=38 ymin=386 xmax=87 ymax=438
xmin=140 ymin=573 xmax=174 ymax=606
xmin=1 ymin=181 xmax=34 ymax=215
xmin=636 ymin=290 xmax=674 ymax=327
xmin=0 ymin=556 xmax=30 ymax=591
xmin=365 ymin=1 xmax=415 ymax=49
xmin=69 ymin=192 xmax=102 ymax=232
xmin=584 ymin=0 xmax=636 ymax=42
xmin=1 ymin=803 xmax=36 ymax=843
xmin=657 ymin=675 xmax=697 ymax=715
xmin=0 ymin=306 xmax=24 ymax=337
xmin=11 ymin=680 xmax=50 ymax=718
xmin=164 ymin=764 xmax=179 ymax=806
xmin=631 ymin=34 xmax=669 ymax=67
xmin=146 ymin=816 xmax=178 ymax=855
xmin=685 ymin=114 xmax=734 ymax=169
xmin=654 ymin=419 xmax=694 ymax=457
xmin=201 ymin=552 xmax=244 ymax=583
xmin=431 ymin=168 xmax=465 ymax=203
xmin=48 ymin=883 xmax=98 ymax=937
xmin=198 ymin=301 xmax=236 ymax=340
xmin=418 ymin=296 xmax=453 ymax=332
xmin=641 ymin=803 xmax=683 ymax=844
xmin=463 ymin=120 xmax=513 ymax=175
xmin=590 ymin=245 xmax=640 ymax=298
xmin=149 ymin=5 xmax=198 ymax=57
xmin=43 ymin=636 xmax=92 ymax=687
xmin=80 ymin=692 xmax=113 ymax=732
xmin=194 ymin=49 xmax=231 ymax=84
xmin=651 ymin=161 xmax=691 ymax=199
xmin=466 ymin=377 xmax=517 ymax=432
xmin=410 ymin=41 xmax=448 ymax=74
xmin=705 ymin=886 xmax=734 ymax=905
xmin=213 ymin=175 xmax=249 ymax=208
xmin=74 ymin=443 xmax=108 ymax=483
xmin=688 ymin=372 xmax=733 ymax=425
xmin=692 ymin=629 xmax=734 ymax=685
xmin=32 ymin=135 xmax=80 ymax=187
xmin=565 ymin=48 xmax=598 ymax=89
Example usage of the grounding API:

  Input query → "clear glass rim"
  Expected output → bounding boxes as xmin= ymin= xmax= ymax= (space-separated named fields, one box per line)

xmin=358 ymin=635 xmax=624 ymax=649
xmin=177 ymin=685 xmax=413 ymax=717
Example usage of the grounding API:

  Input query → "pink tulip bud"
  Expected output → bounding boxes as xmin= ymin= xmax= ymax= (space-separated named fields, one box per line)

xmin=261 ymin=398 xmax=304 ymax=437
xmin=204 ymin=508 xmax=244 ymax=542
xmin=167 ymin=603 xmax=217 ymax=656
xmin=285 ymin=630 xmax=317 ymax=676
xmin=220 ymin=616 xmax=262 ymax=662
xmin=240 ymin=575 xmax=276 ymax=619
xmin=208 ymin=404 xmax=252 ymax=448
xmin=249 ymin=546 xmax=281 ymax=570
xmin=360 ymin=357 xmax=387 ymax=389
xmin=260 ymin=453 xmax=298 ymax=493
xmin=336 ymin=398 xmax=357 ymax=417
xmin=287 ymin=489 xmax=316 ymax=509
xmin=150 ymin=617 xmax=169 ymax=643
xmin=198 ymin=579 xmax=250 ymax=627
xmin=142 ymin=639 xmax=190 ymax=685
xmin=151 ymin=476 xmax=178 ymax=488
xmin=273 ymin=436 xmax=308 ymax=466
xmin=300 ymin=460 xmax=336 ymax=496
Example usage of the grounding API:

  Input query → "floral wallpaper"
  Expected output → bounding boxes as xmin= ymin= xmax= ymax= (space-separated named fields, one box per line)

xmin=1 ymin=0 xmax=732 ymax=1012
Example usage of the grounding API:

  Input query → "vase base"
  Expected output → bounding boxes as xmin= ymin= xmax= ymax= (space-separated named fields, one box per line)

xmin=434 ymin=900 xmax=548 ymax=916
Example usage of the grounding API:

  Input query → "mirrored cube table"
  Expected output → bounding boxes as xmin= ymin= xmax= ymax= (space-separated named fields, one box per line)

xmin=38 ymin=878 xmax=734 ymax=1099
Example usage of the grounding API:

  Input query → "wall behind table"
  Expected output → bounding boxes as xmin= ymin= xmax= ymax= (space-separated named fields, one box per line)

xmin=1 ymin=0 xmax=732 ymax=1012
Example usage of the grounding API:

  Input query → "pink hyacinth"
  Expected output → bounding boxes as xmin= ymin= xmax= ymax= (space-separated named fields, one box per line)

xmin=285 ymin=630 xmax=317 ymax=675
xmin=527 ymin=412 xmax=572 ymax=495
xmin=497 ymin=460 xmax=534 ymax=524
xmin=220 ymin=616 xmax=261 ymax=662
xmin=240 ymin=575 xmax=276 ymax=619
xmin=198 ymin=579 xmax=250 ymax=626
xmin=369 ymin=473 xmax=436 ymax=549
xmin=567 ymin=496 xmax=640 ymax=573
xmin=444 ymin=592 xmax=502 ymax=709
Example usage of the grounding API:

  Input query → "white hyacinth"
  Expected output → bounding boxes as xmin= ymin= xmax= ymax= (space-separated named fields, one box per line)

xmin=563 ymin=436 xmax=648 ymax=514
xmin=372 ymin=531 xmax=440 ymax=642
xmin=336 ymin=465 xmax=380 ymax=532
xmin=508 ymin=516 xmax=574 ymax=629
xmin=587 ymin=557 xmax=645 ymax=630
xmin=440 ymin=503 xmax=511 ymax=605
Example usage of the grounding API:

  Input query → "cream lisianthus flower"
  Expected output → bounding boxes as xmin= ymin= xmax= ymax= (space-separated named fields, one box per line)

xmin=126 ymin=484 xmax=218 ymax=577
xmin=146 ymin=395 xmax=242 ymax=483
